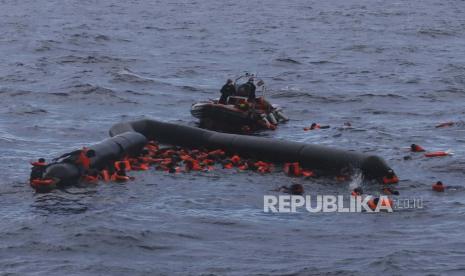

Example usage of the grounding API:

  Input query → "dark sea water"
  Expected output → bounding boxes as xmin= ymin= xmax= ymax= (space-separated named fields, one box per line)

xmin=1 ymin=0 xmax=465 ymax=275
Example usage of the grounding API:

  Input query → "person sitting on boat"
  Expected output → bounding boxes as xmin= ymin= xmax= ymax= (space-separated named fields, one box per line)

xmin=219 ymin=79 xmax=236 ymax=104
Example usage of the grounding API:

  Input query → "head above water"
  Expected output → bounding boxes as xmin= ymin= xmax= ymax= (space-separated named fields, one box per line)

xmin=354 ymin=187 xmax=363 ymax=195
xmin=248 ymin=77 xmax=254 ymax=83
xmin=227 ymin=79 xmax=233 ymax=84
xmin=290 ymin=184 xmax=304 ymax=195
xmin=38 ymin=158 xmax=45 ymax=163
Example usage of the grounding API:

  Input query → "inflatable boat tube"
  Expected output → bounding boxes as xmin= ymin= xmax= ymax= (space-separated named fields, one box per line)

xmin=42 ymin=132 xmax=147 ymax=188
xmin=109 ymin=119 xmax=395 ymax=180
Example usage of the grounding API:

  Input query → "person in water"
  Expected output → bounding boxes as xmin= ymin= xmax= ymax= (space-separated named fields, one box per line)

xmin=30 ymin=158 xmax=47 ymax=181
xmin=275 ymin=184 xmax=304 ymax=195
xmin=53 ymin=147 xmax=96 ymax=173
xmin=219 ymin=79 xmax=236 ymax=104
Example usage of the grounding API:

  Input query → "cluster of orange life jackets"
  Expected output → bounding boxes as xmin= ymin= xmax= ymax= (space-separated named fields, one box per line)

xmin=75 ymin=140 xmax=325 ymax=185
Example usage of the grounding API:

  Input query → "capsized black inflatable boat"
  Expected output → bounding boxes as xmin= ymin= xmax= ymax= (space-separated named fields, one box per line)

xmin=36 ymin=119 xmax=397 ymax=192
xmin=109 ymin=119 xmax=396 ymax=180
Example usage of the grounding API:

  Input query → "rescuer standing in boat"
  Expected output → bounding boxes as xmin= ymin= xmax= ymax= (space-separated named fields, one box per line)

xmin=245 ymin=77 xmax=256 ymax=102
xmin=219 ymin=79 xmax=236 ymax=104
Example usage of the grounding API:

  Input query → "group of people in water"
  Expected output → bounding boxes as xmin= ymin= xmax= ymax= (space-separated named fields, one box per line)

xmin=31 ymin=139 xmax=351 ymax=191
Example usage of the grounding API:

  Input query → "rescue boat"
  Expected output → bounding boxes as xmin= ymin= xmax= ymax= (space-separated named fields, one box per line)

xmin=191 ymin=74 xmax=288 ymax=132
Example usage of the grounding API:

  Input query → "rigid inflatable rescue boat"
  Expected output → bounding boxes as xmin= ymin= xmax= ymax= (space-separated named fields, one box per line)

xmin=191 ymin=73 xmax=288 ymax=132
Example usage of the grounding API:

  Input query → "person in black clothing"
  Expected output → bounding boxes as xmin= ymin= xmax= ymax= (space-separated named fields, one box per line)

xmin=236 ymin=77 xmax=257 ymax=103
xmin=219 ymin=79 xmax=235 ymax=104
xmin=246 ymin=77 xmax=256 ymax=102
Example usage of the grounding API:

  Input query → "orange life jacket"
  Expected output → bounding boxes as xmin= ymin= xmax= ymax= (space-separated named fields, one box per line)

xmin=114 ymin=160 xmax=131 ymax=171
xmin=31 ymin=161 xmax=47 ymax=167
xmin=132 ymin=163 xmax=149 ymax=171
xmin=411 ymin=144 xmax=425 ymax=152
xmin=301 ymin=170 xmax=314 ymax=177
xmin=257 ymin=166 xmax=271 ymax=173
xmin=111 ymin=173 xmax=130 ymax=182
xmin=424 ymin=151 xmax=449 ymax=157
xmin=284 ymin=162 xmax=301 ymax=176
xmin=161 ymin=158 xmax=173 ymax=166
xmin=432 ymin=183 xmax=445 ymax=192
xmin=202 ymin=159 xmax=215 ymax=165
xmin=78 ymin=149 xmax=91 ymax=169
xmin=368 ymin=199 xmax=377 ymax=211
xmin=180 ymin=155 xmax=192 ymax=161
xmin=383 ymin=175 xmax=399 ymax=184
xmin=82 ymin=175 xmax=99 ymax=183
xmin=30 ymin=178 xmax=54 ymax=188
xmin=101 ymin=170 xmax=110 ymax=182
xmin=208 ymin=149 xmax=225 ymax=157
xmin=368 ymin=198 xmax=393 ymax=210
xmin=238 ymin=164 xmax=248 ymax=171
xmin=230 ymin=155 xmax=241 ymax=165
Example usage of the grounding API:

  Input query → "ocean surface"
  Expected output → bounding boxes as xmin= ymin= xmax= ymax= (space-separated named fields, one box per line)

xmin=1 ymin=0 xmax=465 ymax=275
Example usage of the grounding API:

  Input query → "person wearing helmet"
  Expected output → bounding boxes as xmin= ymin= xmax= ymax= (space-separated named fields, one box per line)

xmin=219 ymin=79 xmax=235 ymax=104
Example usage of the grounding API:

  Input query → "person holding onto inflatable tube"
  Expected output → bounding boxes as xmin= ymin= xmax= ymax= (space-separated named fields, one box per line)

xmin=368 ymin=197 xmax=393 ymax=211
xmin=410 ymin=144 xmax=425 ymax=152
xmin=111 ymin=169 xmax=132 ymax=182
xmin=53 ymin=147 xmax=96 ymax=173
xmin=29 ymin=158 xmax=47 ymax=182
xmin=275 ymin=184 xmax=304 ymax=195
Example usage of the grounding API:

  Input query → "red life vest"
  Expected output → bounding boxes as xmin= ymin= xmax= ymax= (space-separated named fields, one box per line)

xmin=111 ymin=173 xmax=130 ymax=182
xmin=101 ymin=170 xmax=110 ymax=182
xmin=30 ymin=178 xmax=55 ymax=188
xmin=78 ymin=148 xmax=91 ymax=169
xmin=411 ymin=144 xmax=425 ymax=152
xmin=82 ymin=175 xmax=99 ymax=183
xmin=284 ymin=162 xmax=301 ymax=176
xmin=424 ymin=151 xmax=449 ymax=157
xmin=432 ymin=183 xmax=445 ymax=192
xmin=383 ymin=175 xmax=399 ymax=184
xmin=115 ymin=160 xmax=131 ymax=171
xmin=230 ymin=155 xmax=241 ymax=165
xmin=132 ymin=163 xmax=149 ymax=171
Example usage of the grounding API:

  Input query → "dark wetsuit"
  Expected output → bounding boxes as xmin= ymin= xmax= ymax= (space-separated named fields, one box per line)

xmin=247 ymin=82 xmax=256 ymax=102
xmin=219 ymin=83 xmax=236 ymax=104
